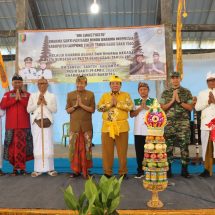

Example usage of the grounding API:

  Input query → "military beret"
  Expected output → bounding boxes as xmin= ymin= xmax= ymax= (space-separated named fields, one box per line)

xmin=170 ymin=71 xmax=180 ymax=77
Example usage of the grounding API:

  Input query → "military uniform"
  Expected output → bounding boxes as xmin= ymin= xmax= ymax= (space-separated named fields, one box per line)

xmin=37 ymin=69 xmax=53 ymax=79
xmin=160 ymin=86 xmax=193 ymax=165
xmin=19 ymin=67 xmax=37 ymax=80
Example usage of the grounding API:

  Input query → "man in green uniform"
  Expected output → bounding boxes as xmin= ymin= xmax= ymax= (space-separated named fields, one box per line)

xmin=160 ymin=71 xmax=193 ymax=178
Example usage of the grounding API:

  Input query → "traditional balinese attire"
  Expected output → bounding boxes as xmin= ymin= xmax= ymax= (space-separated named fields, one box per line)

xmin=27 ymin=91 xmax=57 ymax=174
xmin=1 ymin=90 xmax=33 ymax=171
xmin=97 ymin=91 xmax=133 ymax=176
xmin=0 ymin=109 xmax=5 ymax=170
xmin=66 ymin=90 xmax=95 ymax=178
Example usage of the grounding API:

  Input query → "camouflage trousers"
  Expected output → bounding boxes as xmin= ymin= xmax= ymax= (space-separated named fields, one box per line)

xmin=164 ymin=120 xmax=190 ymax=165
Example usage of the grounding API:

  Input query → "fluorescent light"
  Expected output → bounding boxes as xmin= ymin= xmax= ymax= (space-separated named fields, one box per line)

xmin=90 ymin=0 xmax=99 ymax=14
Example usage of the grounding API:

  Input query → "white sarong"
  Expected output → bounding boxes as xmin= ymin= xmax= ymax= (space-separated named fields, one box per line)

xmin=32 ymin=123 xmax=54 ymax=172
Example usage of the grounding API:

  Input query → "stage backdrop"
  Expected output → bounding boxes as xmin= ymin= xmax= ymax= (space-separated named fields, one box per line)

xmin=18 ymin=26 xmax=166 ymax=83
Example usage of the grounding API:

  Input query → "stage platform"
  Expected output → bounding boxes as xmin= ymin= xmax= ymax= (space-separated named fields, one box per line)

xmin=0 ymin=173 xmax=214 ymax=214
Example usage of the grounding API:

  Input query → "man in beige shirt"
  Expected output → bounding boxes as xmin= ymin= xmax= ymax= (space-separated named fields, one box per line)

xmin=66 ymin=76 xmax=95 ymax=179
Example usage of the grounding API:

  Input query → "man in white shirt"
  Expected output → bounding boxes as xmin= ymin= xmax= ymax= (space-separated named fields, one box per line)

xmin=19 ymin=57 xmax=37 ymax=80
xmin=0 ymin=108 xmax=4 ymax=175
xmin=37 ymin=60 xmax=53 ymax=80
xmin=195 ymin=72 xmax=215 ymax=177
xmin=130 ymin=82 xmax=154 ymax=178
xmin=27 ymin=77 xmax=57 ymax=177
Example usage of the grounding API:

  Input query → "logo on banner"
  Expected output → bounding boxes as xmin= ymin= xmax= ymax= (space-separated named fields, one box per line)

xmin=19 ymin=34 xmax=26 ymax=43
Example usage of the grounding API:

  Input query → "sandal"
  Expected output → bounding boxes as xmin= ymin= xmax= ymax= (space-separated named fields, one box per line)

xmin=48 ymin=170 xmax=58 ymax=177
xmin=70 ymin=173 xmax=81 ymax=178
xmin=31 ymin=171 xmax=42 ymax=177
xmin=83 ymin=174 xmax=91 ymax=180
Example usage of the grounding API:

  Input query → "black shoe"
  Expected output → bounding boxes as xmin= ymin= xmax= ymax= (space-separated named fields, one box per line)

xmin=181 ymin=165 xmax=191 ymax=179
xmin=10 ymin=169 xmax=18 ymax=176
xmin=104 ymin=174 xmax=112 ymax=179
xmin=20 ymin=170 xmax=27 ymax=176
xmin=199 ymin=169 xmax=210 ymax=178
xmin=120 ymin=174 xmax=129 ymax=180
xmin=0 ymin=169 xmax=4 ymax=176
xmin=167 ymin=163 xmax=172 ymax=178
xmin=134 ymin=173 xmax=144 ymax=179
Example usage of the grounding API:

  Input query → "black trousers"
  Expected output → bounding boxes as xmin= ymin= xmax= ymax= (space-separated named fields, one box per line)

xmin=134 ymin=135 xmax=146 ymax=174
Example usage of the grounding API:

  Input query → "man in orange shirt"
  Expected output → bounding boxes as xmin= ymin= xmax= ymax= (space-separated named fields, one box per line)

xmin=97 ymin=75 xmax=133 ymax=179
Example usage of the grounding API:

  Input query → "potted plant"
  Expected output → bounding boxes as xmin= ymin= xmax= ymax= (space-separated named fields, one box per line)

xmin=64 ymin=175 xmax=123 ymax=215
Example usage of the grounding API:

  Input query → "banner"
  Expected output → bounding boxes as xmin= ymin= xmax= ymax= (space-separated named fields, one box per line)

xmin=0 ymin=52 xmax=9 ymax=88
xmin=18 ymin=26 xmax=166 ymax=83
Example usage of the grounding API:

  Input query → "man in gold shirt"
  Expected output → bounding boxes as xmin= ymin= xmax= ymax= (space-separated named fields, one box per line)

xmin=66 ymin=76 xmax=95 ymax=179
xmin=97 ymin=75 xmax=133 ymax=179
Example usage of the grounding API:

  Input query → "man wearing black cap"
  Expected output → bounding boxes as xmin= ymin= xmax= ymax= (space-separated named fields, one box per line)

xmin=0 ymin=74 xmax=33 ymax=176
xmin=19 ymin=57 xmax=37 ymax=80
xmin=129 ymin=51 xmax=147 ymax=75
xmin=160 ymin=71 xmax=193 ymax=178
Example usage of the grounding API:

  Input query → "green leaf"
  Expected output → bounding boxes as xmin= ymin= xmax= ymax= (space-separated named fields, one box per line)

xmin=84 ymin=178 xmax=98 ymax=213
xmin=78 ymin=192 xmax=87 ymax=209
xmin=108 ymin=196 xmax=120 ymax=214
xmin=91 ymin=206 xmax=104 ymax=215
xmin=63 ymin=185 xmax=78 ymax=210
xmin=113 ymin=176 xmax=123 ymax=197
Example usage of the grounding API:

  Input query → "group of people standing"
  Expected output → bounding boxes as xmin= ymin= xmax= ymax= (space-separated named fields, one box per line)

xmin=0 ymin=71 xmax=214 ymax=179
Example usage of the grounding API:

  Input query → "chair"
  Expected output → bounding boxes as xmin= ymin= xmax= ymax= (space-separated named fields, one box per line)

xmin=61 ymin=122 xmax=70 ymax=147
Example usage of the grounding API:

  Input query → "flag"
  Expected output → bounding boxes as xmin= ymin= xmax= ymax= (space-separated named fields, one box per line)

xmin=0 ymin=52 xmax=9 ymax=89
xmin=176 ymin=0 xmax=187 ymax=79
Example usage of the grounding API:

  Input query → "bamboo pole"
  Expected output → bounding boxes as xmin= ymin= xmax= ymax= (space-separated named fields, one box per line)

xmin=41 ymin=102 xmax=45 ymax=168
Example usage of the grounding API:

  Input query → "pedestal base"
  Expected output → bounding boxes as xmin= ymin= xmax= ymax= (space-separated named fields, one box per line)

xmin=147 ymin=190 xmax=164 ymax=208
xmin=147 ymin=199 xmax=164 ymax=208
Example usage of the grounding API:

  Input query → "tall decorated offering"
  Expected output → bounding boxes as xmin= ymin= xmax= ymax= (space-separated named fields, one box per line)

xmin=143 ymin=99 xmax=168 ymax=208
